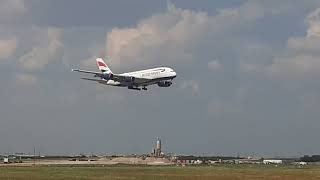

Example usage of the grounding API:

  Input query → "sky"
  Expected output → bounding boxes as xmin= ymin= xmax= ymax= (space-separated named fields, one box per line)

xmin=1 ymin=0 xmax=320 ymax=157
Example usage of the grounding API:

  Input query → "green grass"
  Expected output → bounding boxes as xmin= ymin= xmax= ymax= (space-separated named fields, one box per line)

xmin=0 ymin=165 xmax=320 ymax=180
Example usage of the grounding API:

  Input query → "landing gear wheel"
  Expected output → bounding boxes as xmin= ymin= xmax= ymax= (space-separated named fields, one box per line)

xmin=142 ymin=87 xmax=148 ymax=90
xmin=128 ymin=86 xmax=141 ymax=90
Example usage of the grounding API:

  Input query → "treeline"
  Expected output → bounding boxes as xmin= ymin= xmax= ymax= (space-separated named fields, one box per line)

xmin=300 ymin=155 xmax=320 ymax=162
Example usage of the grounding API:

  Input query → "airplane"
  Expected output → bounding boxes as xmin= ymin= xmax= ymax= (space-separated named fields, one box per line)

xmin=72 ymin=58 xmax=177 ymax=90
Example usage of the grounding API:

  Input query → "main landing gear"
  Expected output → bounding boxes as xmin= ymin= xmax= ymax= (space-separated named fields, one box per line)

xmin=128 ymin=86 xmax=147 ymax=91
xmin=128 ymin=86 xmax=141 ymax=90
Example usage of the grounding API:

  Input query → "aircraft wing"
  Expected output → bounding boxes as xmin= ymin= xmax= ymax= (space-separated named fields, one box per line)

xmin=111 ymin=74 xmax=147 ymax=84
xmin=72 ymin=69 xmax=104 ymax=78
xmin=73 ymin=69 xmax=148 ymax=85
xmin=80 ymin=77 xmax=108 ymax=84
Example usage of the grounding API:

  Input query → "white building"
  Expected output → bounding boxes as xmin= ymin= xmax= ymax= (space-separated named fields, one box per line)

xmin=194 ymin=160 xmax=203 ymax=164
xmin=208 ymin=160 xmax=219 ymax=164
xmin=293 ymin=162 xmax=307 ymax=166
xmin=263 ymin=159 xmax=283 ymax=164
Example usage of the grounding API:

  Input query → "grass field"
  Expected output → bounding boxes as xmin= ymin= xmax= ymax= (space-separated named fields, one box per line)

xmin=0 ymin=165 xmax=320 ymax=180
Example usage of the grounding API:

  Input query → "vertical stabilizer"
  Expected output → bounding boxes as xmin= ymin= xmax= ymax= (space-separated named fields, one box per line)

xmin=96 ymin=58 xmax=112 ymax=74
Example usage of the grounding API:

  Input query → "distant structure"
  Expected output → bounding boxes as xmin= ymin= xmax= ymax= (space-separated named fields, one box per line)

xmin=263 ymin=159 xmax=283 ymax=164
xmin=151 ymin=137 xmax=163 ymax=157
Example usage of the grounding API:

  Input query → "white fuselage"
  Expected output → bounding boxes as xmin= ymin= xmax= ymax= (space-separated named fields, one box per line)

xmin=106 ymin=67 xmax=176 ymax=86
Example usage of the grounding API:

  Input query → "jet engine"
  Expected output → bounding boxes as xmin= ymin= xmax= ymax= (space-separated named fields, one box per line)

xmin=102 ymin=73 xmax=113 ymax=80
xmin=124 ymin=76 xmax=135 ymax=83
xmin=157 ymin=81 xmax=172 ymax=87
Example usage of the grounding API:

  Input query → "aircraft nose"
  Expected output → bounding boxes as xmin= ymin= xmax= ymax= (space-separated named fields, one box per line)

xmin=172 ymin=71 xmax=177 ymax=78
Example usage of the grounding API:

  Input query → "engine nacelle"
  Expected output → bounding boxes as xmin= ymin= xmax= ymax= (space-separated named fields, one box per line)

xmin=124 ymin=76 xmax=135 ymax=83
xmin=102 ymin=73 xmax=113 ymax=80
xmin=157 ymin=81 xmax=172 ymax=87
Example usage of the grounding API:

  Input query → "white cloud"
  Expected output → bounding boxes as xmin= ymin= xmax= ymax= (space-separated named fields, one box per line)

xmin=0 ymin=38 xmax=17 ymax=62
xmin=80 ymin=56 xmax=97 ymax=70
xmin=47 ymin=28 xmax=63 ymax=55
xmin=79 ymin=45 xmax=106 ymax=70
xmin=307 ymin=8 xmax=320 ymax=37
xmin=267 ymin=8 xmax=320 ymax=78
xmin=15 ymin=73 xmax=38 ymax=86
xmin=105 ymin=1 xmax=267 ymax=69
xmin=286 ymin=8 xmax=320 ymax=51
xmin=0 ymin=0 xmax=26 ymax=26
xmin=0 ymin=0 xmax=26 ymax=18
xmin=268 ymin=55 xmax=320 ymax=78
xmin=287 ymin=37 xmax=320 ymax=51
xmin=18 ymin=28 xmax=63 ymax=70
xmin=19 ymin=47 xmax=50 ymax=70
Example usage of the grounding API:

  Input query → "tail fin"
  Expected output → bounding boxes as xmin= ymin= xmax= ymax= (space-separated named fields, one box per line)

xmin=96 ymin=58 xmax=112 ymax=74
